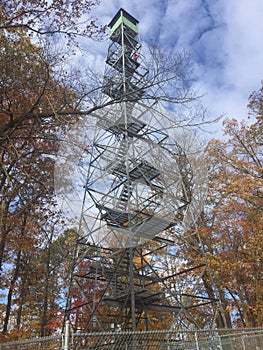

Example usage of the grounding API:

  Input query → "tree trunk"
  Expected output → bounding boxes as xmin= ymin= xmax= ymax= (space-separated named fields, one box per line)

xmin=202 ymin=274 xmax=232 ymax=328
xmin=3 ymin=249 xmax=21 ymax=332
xmin=40 ymin=229 xmax=54 ymax=336
xmin=0 ymin=205 xmax=10 ymax=273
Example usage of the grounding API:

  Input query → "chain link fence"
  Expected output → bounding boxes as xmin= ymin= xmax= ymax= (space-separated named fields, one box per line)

xmin=0 ymin=328 xmax=263 ymax=349
xmin=72 ymin=328 xmax=263 ymax=349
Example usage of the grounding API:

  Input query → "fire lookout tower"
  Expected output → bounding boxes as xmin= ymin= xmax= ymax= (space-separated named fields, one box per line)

xmin=58 ymin=8 xmax=218 ymax=332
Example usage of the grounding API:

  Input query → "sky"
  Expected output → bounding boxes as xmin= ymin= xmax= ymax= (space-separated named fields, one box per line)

xmin=86 ymin=0 xmax=263 ymax=134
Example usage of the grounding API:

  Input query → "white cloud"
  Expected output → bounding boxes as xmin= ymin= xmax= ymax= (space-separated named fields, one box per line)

xmin=223 ymin=1 xmax=263 ymax=90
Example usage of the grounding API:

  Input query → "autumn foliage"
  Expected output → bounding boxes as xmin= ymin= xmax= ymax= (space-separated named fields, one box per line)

xmin=202 ymin=102 xmax=263 ymax=327
xmin=0 ymin=1 xmax=102 ymax=341
xmin=1 ymin=0 xmax=263 ymax=340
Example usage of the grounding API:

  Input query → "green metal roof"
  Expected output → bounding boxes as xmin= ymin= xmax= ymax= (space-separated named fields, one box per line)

xmin=109 ymin=8 xmax=139 ymax=36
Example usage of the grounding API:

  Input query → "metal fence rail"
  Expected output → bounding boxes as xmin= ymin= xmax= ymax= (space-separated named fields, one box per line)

xmin=0 ymin=335 xmax=62 ymax=350
xmin=0 ymin=328 xmax=263 ymax=350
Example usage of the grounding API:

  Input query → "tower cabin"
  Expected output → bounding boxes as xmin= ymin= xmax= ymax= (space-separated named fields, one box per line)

xmin=104 ymin=8 xmax=143 ymax=100
xmin=108 ymin=8 xmax=139 ymax=40
xmin=108 ymin=8 xmax=139 ymax=48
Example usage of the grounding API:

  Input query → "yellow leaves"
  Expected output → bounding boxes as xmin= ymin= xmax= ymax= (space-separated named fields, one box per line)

xmin=203 ymin=116 xmax=263 ymax=326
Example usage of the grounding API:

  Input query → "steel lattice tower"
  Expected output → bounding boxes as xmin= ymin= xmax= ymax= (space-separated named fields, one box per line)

xmin=58 ymin=8 xmax=219 ymax=332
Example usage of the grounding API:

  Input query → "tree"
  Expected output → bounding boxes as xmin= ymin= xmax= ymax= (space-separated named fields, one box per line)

xmin=0 ymin=0 xmax=105 ymax=149
xmin=0 ymin=31 xmax=79 ymax=338
xmin=0 ymin=0 xmax=104 ymax=40
xmin=201 ymin=108 xmax=263 ymax=327
xmin=248 ymin=81 xmax=263 ymax=118
xmin=171 ymin=83 xmax=263 ymax=329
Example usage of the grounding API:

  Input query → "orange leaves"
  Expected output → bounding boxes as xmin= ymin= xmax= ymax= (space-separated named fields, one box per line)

xmin=0 ymin=2 xmax=103 ymax=340
xmin=0 ymin=33 xmax=76 ymax=338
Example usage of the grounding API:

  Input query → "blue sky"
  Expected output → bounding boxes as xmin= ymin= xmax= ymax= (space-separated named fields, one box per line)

xmin=87 ymin=0 xmax=263 ymax=133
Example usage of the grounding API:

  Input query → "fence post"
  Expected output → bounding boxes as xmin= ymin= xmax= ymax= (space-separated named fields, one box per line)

xmin=194 ymin=332 xmax=200 ymax=350
xmin=64 ymin=319 xmax=71 ymax=350
xmin=218 ymin=334 xmax=223 ymax=350
xmin=241 ymin=337 xmax=246 ymax=350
